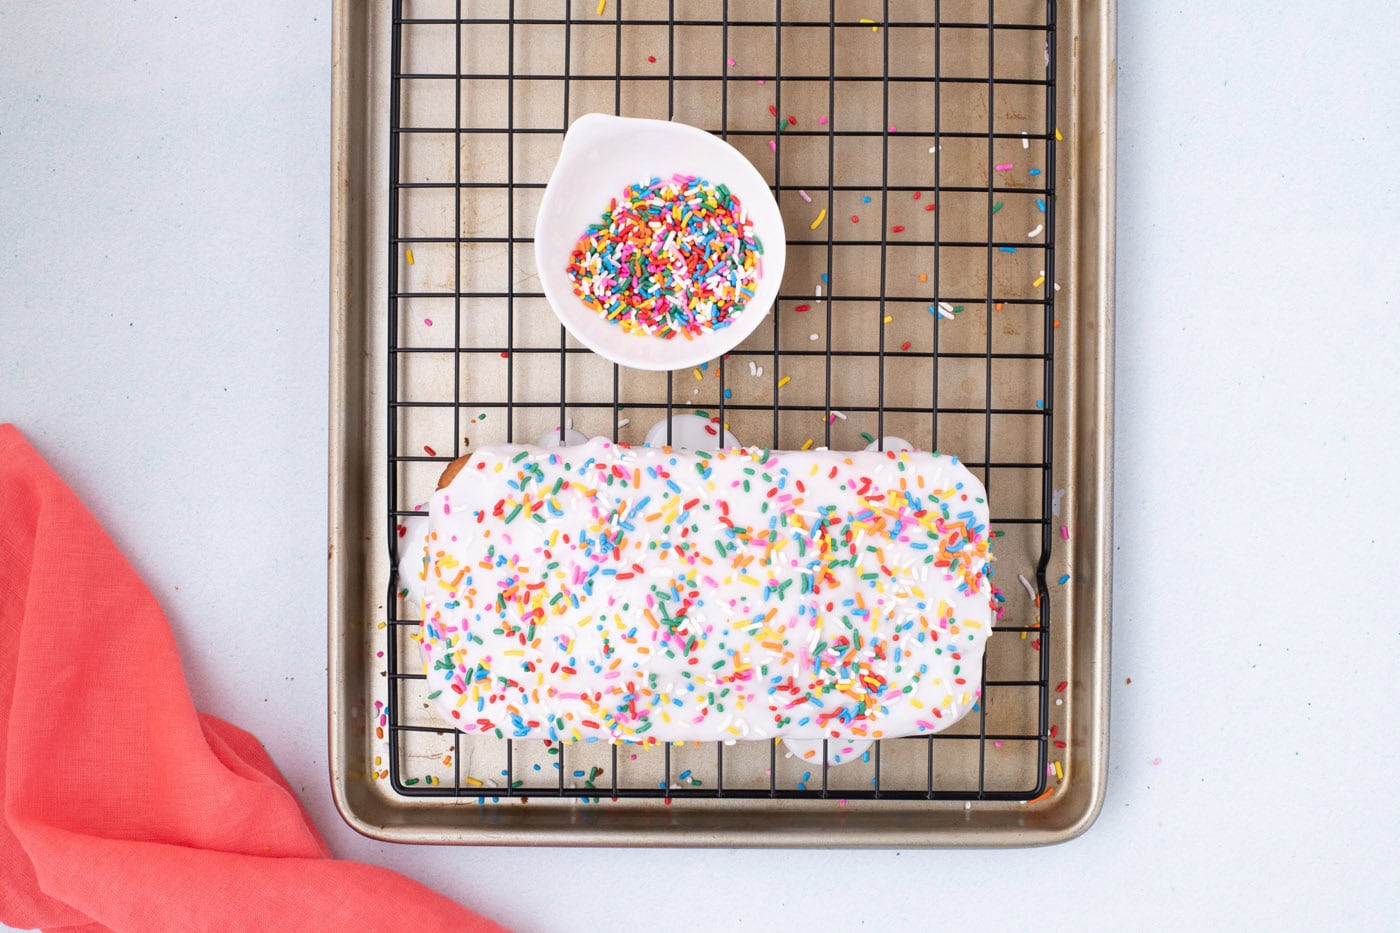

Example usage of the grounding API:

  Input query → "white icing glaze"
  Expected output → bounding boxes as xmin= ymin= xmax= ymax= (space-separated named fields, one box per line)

xmin=407 ymin=438 xmax=995 ymax=752
xmin=537 ymin=427 xmax=590 ymax=449
xmin=865 ymin=436 xmax=915 ymax=453
xmin=644 ymin=414 xmax=740 ymax=450
xmin=398 ymin=512 xmax=429 ymax=607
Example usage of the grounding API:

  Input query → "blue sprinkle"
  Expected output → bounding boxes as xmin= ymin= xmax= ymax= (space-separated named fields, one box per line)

xmin=1058 ymin=574 xmax=1071 ymax=585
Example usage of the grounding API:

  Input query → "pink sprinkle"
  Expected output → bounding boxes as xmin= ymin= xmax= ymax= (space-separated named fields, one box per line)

xmin=727 ymin=58 xmax=736 ymax=67
xmin=818 ymin=116 xmax=828 ymax=125
xmin=888 ymin=125 xmax=897 ymax=133
xmin=423 ymin=317 xmax=433 ymax=326
xmin=757 ymin=75 xmax=765 ymax=85
xmin=1153 ymin=757 xmax=1162 ymax=766
xmin=1061 ymin=524 xmax=1070 ymax=540
xmin=768 ymin=139 xmax=776 ymax=151
xmin=799 ymin=189 xmax=812 ymax=203
xmin=995 ymin=163 xmax=1014 ymax=171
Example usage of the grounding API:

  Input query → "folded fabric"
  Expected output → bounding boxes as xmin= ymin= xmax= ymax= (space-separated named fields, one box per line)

xmin=0 ymin=425 xmax=504 ymax=932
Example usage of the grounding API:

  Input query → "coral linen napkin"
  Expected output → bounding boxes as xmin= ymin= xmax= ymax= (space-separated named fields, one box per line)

xmin=0 ymin=425 xmax=504 ymax=932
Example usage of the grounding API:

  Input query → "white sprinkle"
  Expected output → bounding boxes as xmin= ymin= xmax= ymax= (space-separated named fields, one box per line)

xmin=1055 ymin=698 xmax=1063 ymax=707
xmin=937 ymin=301 xmax=955 ymax=320
xmin=756 ymin=365 xmax=763 ymax=377
xmin=809 ymin=333 xmax=820 ymax=341
xmin=816 ymin=284 xmax=822 ymax=298
xmin=1053 ymin=282 xmax=1061 ymax=292
xmin=1028 ymin=224 xmax=1043 ymax=238
xmin=830 ymin=410 xmax=847 ymax=421
xmin=748 ymin=360 xmax=757 ymax=376
xmin=1021 ymin=132 xmax=1029 ymax=150
xmin=1018 ymin=573 xmax=1037 ymax=603
xmin=927 ymin=145 xmax=939 ymax=154
xmin=617 ymin=418 xmax=631 ymax=428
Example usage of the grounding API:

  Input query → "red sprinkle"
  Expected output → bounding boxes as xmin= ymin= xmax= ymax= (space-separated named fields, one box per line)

xmin=500 ymin=351 xmax=509 ymax=358
xmin=648 ymin=55 xmax=656 ymax=63
xmin=423 ymin=445 xmax=437 ymax=456
xmin=787 ymin=115 xmax=796 ymax=125
xmin=891 ymin=225 xmax=905 ymax=233
xmin=794 ymin=304 xmax=811 ymax=312
xmin=900 ymin=341 xmax=911 ymax=351
xmin=768 ymin=104 xmax=777 ymax=116
xmin=913 ymin=191 xmax=921 ymax=200
xmin=850 ymin=215 xmax=860 ymax=223
xmin=1055 ymin=681 xmax=1068 ymax=692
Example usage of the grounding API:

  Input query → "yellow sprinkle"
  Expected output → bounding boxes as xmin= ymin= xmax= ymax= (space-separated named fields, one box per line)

xmin=1054 ymin=760 xmax=1064 ymax=780
xmin=463 ymin=776 xmax=484 ymax=787
xmin=860 ymin=17 xmax=879 ymax=31
xmin=1055 ymin=127 xmax=1063 ymax=141
xmin=693 ymin=368 xmax=703 ymax=381
xmin=1033 ymin=275 xmax=1047 ymax=288
xmin=777 ymin=375 xmax=791 ymax=389
xmin=801 ymin=438 xmax=814 ymax=450
xmin=809 ymin=208 xmax=827 ymax=230
xmin=883 ymin=315 xmax=893 ymax=324
xmin=596 ymin=0 xmax=606 ymax=14
xmin=405 ymin=249 xmax=415 ymax=265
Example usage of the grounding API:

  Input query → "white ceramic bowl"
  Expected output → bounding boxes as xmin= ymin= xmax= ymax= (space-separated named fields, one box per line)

xmin=534 ymin=113 xmax=786 ymax=371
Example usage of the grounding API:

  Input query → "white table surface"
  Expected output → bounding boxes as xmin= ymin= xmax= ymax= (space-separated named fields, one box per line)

xmin=2 ymin=2 xmax=1397 ymax=930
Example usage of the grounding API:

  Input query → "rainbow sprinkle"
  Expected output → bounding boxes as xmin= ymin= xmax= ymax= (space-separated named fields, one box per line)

xmin=567 ymin=175 xmax=760 ymax=340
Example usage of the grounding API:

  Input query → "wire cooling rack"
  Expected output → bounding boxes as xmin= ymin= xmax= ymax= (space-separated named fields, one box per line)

xmin=383 ymin=0 xmax=1058 ymax=804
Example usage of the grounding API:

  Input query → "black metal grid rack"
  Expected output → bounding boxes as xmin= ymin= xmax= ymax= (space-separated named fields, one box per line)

xmin=384 ymin=0 xmax=1058 ymax=804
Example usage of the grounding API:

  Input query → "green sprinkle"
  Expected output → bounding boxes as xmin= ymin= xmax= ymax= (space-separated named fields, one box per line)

xmin=991 ymin=201 xmax=1004 ymax=214
xmin=505 ymin=503 xmax=523 ymax=523
xmin=860 ymin=432 xmax=875 ymax=444
xmin=512 ymin=450 xmax=529 ymax=462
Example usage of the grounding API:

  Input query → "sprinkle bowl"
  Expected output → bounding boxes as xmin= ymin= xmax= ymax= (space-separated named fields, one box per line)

xmin=534 ymin=113 xmax=786 ymax=371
